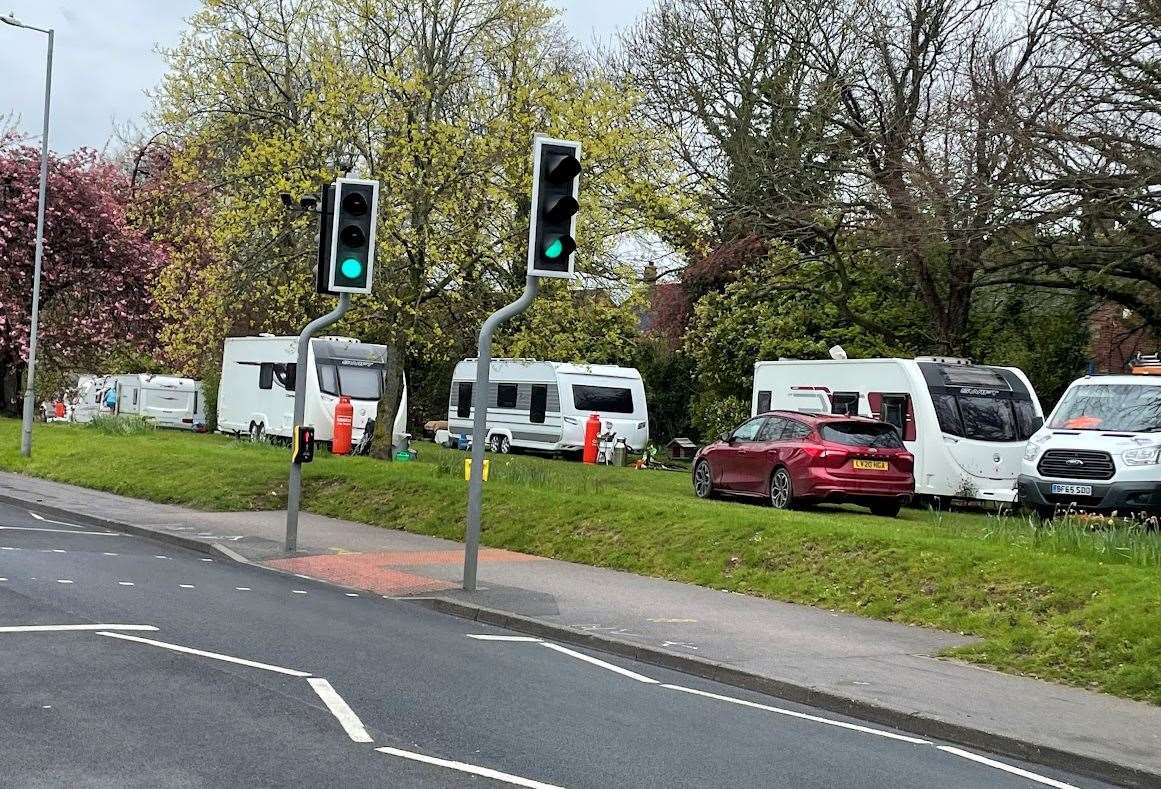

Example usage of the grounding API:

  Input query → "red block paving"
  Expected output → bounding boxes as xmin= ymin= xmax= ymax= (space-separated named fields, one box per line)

xmin=265 ymin=548 xmax=541 ymax=596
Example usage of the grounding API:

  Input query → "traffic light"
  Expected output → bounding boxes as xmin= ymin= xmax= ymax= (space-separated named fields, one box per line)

xmin=527 ymin=137 xmax=581 ymax=278
xmin=327 ymin=177 xmax=379 ymax=294
xmin=315 ymin=183 xmax=336 ymax=294
xmin=291 ymin=425 xmax=315 ymax=464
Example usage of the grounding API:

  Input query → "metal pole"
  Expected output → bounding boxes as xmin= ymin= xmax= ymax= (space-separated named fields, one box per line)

xmin=463 ymin=274 xmax=540 ymax=591
xmin=285 ymin=293 xmax=351 ymax=552
xmin=19 ymin=28 xmax=53 ymax=457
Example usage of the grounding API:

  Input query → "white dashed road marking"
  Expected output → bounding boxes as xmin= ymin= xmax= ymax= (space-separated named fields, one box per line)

xmin=375 ymin=747 xmax=565 ymax=789
xmin=345 ymin=593 xmax=359 ymax=597
xmin=307 ymin=678 xmax=373 ymax=743
xmin=937 ymin=747 xmax=1079 ymax=789
xmin=0 ymin=526 xmax=118 ymax=536
xmin=0 ymin=624 xmax=158 ymax=634
xmin=179 ymin=584 xmax=195 ymax=589
xmin=541 ymin=643 xmax=659 ymax=684
xmin=97 ymin=631 xmax=312 ymax=677
xmin=467 ymin=634 xmax=543 ymax=642
xmin=117 ymin=582 xmax=135 ymax=586
xmin=235 ymin=587 xmax=251 ymax=591
xmin=292 ymin=590 xmax=307 ymax=595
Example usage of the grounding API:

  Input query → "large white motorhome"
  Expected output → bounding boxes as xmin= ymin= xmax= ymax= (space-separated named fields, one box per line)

xmin=216 ymin=335 xmax=407 ymax=448
xmin=70 ymin=373 xmax=205 ymax=430
xmin=752 ymin=357 xmax=1044 ymax=503
xmin=447 ymin=359 xmax=649 ymax=454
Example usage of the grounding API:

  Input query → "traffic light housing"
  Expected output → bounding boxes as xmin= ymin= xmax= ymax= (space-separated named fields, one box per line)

xmin=315 ymin=183 xmax=336 ymax=294
xmin=327 ymin=177 xmax=379 ymax=294
xmin=527 ymin=137 xmax=581 ymax=279
xmin=291 ymin=425 xmax=315 ymax=464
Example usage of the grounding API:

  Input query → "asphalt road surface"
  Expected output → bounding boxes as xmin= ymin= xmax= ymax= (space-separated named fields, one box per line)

xmin=0 ymin=499 xmax=1112 ymax=789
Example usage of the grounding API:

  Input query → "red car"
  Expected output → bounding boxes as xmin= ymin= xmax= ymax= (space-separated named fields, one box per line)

xmin=691 ymin=410 xmax=914 ymax=517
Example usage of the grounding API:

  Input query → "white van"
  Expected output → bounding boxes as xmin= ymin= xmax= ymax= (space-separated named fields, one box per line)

xmin=1018 ymin=357 xmax=1161 ymax=517
xmin=447 ymin=358 xmax=649 ymax=454
xmin=109 ymin=374 xmax=205 ymax=431
xmin=752 ymin=357 xmax=1043 ymax=503
xmin=216 ymin=335 xmax=407 ymax=448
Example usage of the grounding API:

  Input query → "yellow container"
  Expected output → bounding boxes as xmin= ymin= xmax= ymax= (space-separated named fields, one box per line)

xmin=463 ymin=458 xmax=490 ymax=481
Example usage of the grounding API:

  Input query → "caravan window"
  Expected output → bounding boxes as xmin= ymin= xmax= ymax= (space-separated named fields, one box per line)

xmin=317 ymin=364 xmax=338 ymax=395
xmin=880 ymin=394 xmax=908 ymax=433
xmin=457 ymin=383 xmax=472 ymax=418
xmin=958 ymin=395 xmax=1018 ymax=441
xmin=831 ymin=392 xmax=859 ymax=415
xmin=530 ymin=385 xmax=547 ymax=423
xmin=273 ymin=363 xmax=296 ymax=391
xmin=497 ymin=384 xmax=518 ymax=409
xmin=259 ymin=363 xmax=274 ymax=390
xmin=932 ymin=393 xmax=962 ymax=435
xmin=573 ymin=385 xmax=634 ymax=414
xmin=336 ymin=365 xmax=382 ymax=400
xmin=756 ymin=390 xmax=771 ymax=414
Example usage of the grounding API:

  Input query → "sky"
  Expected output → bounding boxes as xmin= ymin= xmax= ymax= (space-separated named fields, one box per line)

xmin=0 ymin=0 xmax=650 ymax=154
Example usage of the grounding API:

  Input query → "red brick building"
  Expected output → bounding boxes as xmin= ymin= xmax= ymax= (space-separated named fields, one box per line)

xmin=1088 ymin=302 xmax=1157 ymax=373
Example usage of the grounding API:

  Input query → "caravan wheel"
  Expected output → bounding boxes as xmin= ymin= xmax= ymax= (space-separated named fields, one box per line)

xmin=489 ymin=434 xmax=511 ymax=454
xmin=249 ymin=422 xmax=265 ymax=443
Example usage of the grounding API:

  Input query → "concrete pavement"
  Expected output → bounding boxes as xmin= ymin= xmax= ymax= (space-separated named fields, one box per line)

xmin=1 ymin=470 xmax=1158 ymax=786
xmin=0 ymin=499 xmax=1103 ymax=788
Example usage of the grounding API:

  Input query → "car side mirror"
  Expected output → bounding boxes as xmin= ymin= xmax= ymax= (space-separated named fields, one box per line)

xmin=719 ymin=430 xmax=733 ymax=443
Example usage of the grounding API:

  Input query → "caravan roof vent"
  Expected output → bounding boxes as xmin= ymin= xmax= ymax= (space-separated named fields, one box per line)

xmin=916 ymin=355 xmax=973 ymax=365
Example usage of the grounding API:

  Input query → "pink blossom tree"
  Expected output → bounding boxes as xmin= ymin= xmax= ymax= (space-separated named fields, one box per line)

xmin=0 ymin=136 xmax=167 ymax=413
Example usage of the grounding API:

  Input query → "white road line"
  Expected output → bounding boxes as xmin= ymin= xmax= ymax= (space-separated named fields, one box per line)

xmin=541 ymin=643 xmax=659 ymax=684
xmin=0 ymin=546 xmax=17 ymax=550
xmin=154 ymin=555 xmax=171 ymax=560
xmin=937 ymin=746 xmax=1079 ymax=789
xmin=0 ymin=525 xmax=119 ymax=536
xmin=345 ymin=593 xmax=359 ymax=597
xmin=235 ymin=587 xmax=251 ymax=591
xmin=466 ymin=634 xmax=543 ymax=642
xmin=117 ymin=581 xmax=135 ymax=586
xmin=0 ymin=578 xmax=6 ymax=582
xmin=96 ymin=631 xmax=312 ymax=677
xmin=103 ymin=552 xmax=119 ymax=556
xmin=307 ymin=678 xmax=373 ymax=743
xmin=292 ymin=590 xmax=307 ymax=595
xmin=375 ymin=747 xmax=566 ymax=788
xmin=662 ymin=684 xmax=930 ymax=745
xmin=50 ymin=549 xmax=66 ymax=553
xmin=28 ymin=511 xmax=89 ymax=529
xmin=0 ymin=624 xmax=158 ymax=633
xmin=178 ymin=584 xmax=195 ymax=589
xmin=55 ymin=579 xmax=73 ymax=584
xmin=201 ymin=558 xmax=213 ymax=562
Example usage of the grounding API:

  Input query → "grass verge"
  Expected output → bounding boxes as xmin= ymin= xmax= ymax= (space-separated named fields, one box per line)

xmin=1 ymin=418 xmax=1159 ymax=704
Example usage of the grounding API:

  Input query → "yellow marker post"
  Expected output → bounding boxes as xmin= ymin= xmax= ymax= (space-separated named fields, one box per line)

xmin=464 ymin=458 xmax=490 ymax=482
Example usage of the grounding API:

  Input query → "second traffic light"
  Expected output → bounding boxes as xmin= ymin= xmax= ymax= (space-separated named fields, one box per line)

xmin=327 ymin=177 xmax=380 ymax=294
xmin=528 ymin=137 xmax=581 ymax=279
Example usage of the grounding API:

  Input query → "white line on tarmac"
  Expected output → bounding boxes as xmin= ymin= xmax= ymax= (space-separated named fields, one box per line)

xmin=0 ymin=624 xmax=158 ymax=633
xmin=541 ymin=643 xmax=659 ymax=684
xmin=28 ymin=511 xmax=90 ymax=529
xmin=96 ymin=632 xmax=312 ymax=677
xmin=55 ymin=579 xmax=73 ymax=584
xmin=937 ymin=746 xmax=1079 ymax=789
xmin=466 ymin=634 xmax=543 ymax=642
xmin=375 ymin=747 xmax=566 ymax=789
xmin=662 ymin=684 xmax=930 ymax=745
xmin=178 ymin=584 xmax=195 ymax=589
xmin=0 ymin=526 xmax=120 ymax=536
xmin=307 ymin=678 xmax=373 ymax=743
xmin=117 ymin=581 xmax=135 ymax=586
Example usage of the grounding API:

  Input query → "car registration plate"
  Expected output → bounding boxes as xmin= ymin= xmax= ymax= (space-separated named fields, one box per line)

xmin=852 ymin=459 xmax=889 ymax=471
xmin=1050 ymin=483 xmax=1092 ymax=497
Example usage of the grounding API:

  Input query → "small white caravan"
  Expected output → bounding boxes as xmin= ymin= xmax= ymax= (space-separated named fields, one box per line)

xmin=447 ymin=359 xmax=649 ymax=454
xmin=216 ymin=335 xmax=407 ymax=447
xmin=108 ymin=374 xmax=206 ymax=430
xmin=752 ymin=357 xmax=1044 ymax=503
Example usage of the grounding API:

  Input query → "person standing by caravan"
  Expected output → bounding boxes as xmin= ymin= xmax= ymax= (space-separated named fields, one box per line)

xmin=102 ymin=384 xmax=118 ymax=415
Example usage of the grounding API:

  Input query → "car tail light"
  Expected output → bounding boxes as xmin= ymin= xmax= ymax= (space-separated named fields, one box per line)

xmin=805 ymin=444 xmax=850 ymax=468
xmin=894 ymin=452 xmax=914 ymax=472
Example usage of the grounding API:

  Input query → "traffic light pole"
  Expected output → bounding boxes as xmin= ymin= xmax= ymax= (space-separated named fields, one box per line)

xmin=463 ymin=273 xmax=540 ymax=591
xmin=285 ymin=293 xmax=351 ymax=553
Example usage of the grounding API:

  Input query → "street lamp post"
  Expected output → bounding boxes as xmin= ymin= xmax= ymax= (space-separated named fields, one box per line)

xmin=2 ymin=14 xmax=55 ymax=457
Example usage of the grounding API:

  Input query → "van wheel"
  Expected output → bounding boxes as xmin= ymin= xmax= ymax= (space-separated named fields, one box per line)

xmin=693 ymin=460 xmax=715 ymax=499
xmin=249 ymin=422 xmax=265 ymax=443
xmin=769 ymin=468 xmax=795 ymax=510
xmin=870 ymin=500 xmax=901 ymax=518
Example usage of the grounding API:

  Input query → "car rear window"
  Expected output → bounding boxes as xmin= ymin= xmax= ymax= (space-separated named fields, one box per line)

xmin=821 ymin=421 xmax=904 ymax=448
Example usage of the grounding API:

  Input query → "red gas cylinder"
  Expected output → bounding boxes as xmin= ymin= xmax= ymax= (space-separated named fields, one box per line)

xmin=53 ymin=400 xmax=65 ymax=418
xmin=332 ymin=396 xmax=354 ymax=455
xmin=582 ymin=412 xmax=602 ymax=464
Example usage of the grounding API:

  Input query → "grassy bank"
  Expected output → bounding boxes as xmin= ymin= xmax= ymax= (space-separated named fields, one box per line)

xmin=2 ymin=418 xmax=1159 ymax=704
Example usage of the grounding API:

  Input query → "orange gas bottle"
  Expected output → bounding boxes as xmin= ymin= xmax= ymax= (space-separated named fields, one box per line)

xmin=582 ymin=412 xmax=602 ymax=464
xmin=332 ymin=396 xmax=354 ymax=455
xmin=53 ymin=400 xmax=65 ymax=418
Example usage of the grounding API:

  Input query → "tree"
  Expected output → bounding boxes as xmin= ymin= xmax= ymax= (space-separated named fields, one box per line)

xmin=0 ymin=138 xmax=165 ymax=414
xmin=500 ymin=280 xmax=646 ymax=365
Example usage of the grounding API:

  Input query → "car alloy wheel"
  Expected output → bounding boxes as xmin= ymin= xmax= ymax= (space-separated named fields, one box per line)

xmin=693 ymin=460 xmax=713 ymax=498
xmin=769 ymin=468 xmax=793 ymax=509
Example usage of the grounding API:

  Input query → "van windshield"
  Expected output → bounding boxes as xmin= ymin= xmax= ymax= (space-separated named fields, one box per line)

xmin=1048 ymin=384 xmax=1161 ymax=432
xmin=572 ymin=385 xmax=634 ymax=414
xmin=316 ymin=361 xmax=383 ymax=400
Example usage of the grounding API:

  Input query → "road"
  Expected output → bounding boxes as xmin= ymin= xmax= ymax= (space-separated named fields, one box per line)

xmin=0 ymin=499 xmax=1110 ymax=788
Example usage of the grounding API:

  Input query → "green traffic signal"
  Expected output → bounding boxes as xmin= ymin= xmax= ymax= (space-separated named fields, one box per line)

xmin=545 ymin=239 xmax=563 ymax=259
xmin=340 ymin=257 xmax=364 ymax=278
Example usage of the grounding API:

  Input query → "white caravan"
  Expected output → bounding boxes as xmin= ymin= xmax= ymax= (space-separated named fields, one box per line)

xmin=69 ymin=374 xmax=108 ymax=423
xmin=217 ymin=335 xmax=407 ymax=447
xmin=752 ymin=357 xmax=1044 ymax=503
xmin=108 ymin=374 xmax=206 ymax=430
xmin=447 ymin=359 xmax=649 ymax=454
